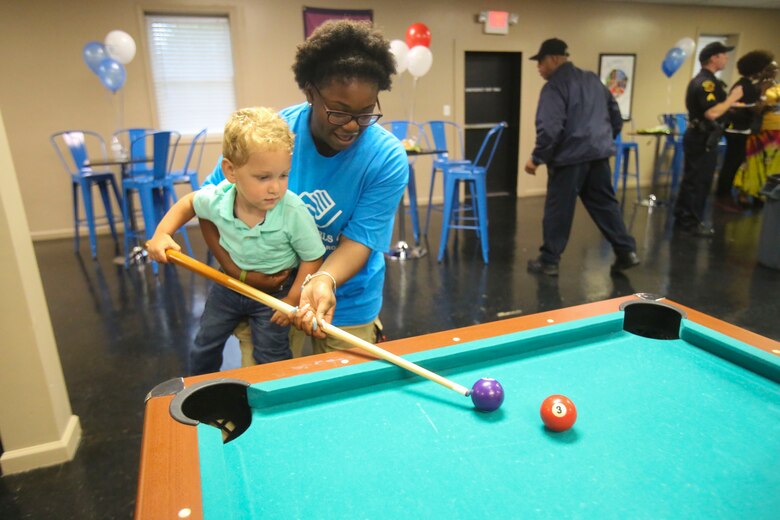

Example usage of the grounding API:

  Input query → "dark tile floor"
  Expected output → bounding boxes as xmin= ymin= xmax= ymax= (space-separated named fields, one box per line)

xmin=1 ymin=193 xmax=778 ymax=519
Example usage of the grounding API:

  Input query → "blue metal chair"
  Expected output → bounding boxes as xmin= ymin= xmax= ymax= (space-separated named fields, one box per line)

xmin=170 ymin=128 xmax=207 ymax=190
xmin=612 ymin=133 xmax=641 ymax=203
xmin=112 ymin=128 xmax=155 ymax=177
xmin=50 ymin=130 xmax=123 ymax=258
xmin=437 ymin=122 xmax=507 ymax=264
xmin=421 ymin=120 xmax=470 ymax=237
xmin=122 ymin=130 xmax=191 ymax=273
xmin=381 ymin=121 xmax=427 ymax=243
xmin=661 ymin=114 xmax=686 ymax=196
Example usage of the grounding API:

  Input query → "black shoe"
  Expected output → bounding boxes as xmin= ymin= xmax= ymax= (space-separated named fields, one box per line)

xmin=527 ymin=258 xmax=559 ymax=276
xmin=611 ymin=251 xmax=640 ymax=273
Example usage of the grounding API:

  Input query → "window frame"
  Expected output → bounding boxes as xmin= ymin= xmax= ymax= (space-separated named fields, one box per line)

xmin=137 ymin=5 xmax=244 ymax=139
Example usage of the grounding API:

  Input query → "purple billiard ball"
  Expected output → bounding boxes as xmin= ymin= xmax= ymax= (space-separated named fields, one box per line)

xmin=470 ymin=378 xmax=504 ymax=412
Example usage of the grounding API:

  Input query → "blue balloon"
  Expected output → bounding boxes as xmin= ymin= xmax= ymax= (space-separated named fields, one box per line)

xmin=83 ymin=41 xmax=107 ymax=74
xmin=96 ymin=58 xmax=126 ymax=93
xmin=662 ymin=47 xmax=686 ymax=78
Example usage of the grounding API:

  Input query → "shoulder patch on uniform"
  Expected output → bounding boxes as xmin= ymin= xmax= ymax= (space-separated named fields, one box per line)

xmin=702 ymin=80 xmax=715 ymax=93
xmin=706 ymin=93 xmax=716 ymax=102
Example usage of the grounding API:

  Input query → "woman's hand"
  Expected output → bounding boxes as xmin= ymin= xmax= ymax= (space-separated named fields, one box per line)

xmin=145 ymin=233 xmax=180 ymax=262
xmin=290 ymin=276 xmax=336 ymax=339
xmin=200 ymin=219 xmax=292 ymax=291
xmin=250 ymin=269 xmax=292 ymax=293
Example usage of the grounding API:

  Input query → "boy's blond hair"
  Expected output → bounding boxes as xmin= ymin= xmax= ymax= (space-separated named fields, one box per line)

xmin=223 ymin=107 xmax=294 ymax=167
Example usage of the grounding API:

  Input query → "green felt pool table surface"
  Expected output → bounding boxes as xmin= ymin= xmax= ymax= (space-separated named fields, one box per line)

xmin=137 ymin=297 xmax=780 ymax=519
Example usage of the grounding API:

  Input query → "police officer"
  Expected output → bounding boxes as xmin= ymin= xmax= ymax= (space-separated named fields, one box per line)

xmin=674 ymin=42 xmax=744 ymax=237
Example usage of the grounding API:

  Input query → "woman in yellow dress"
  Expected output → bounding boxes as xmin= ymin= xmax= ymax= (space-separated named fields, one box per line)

xmin=734 ymin=52 xmax=779 ymax=205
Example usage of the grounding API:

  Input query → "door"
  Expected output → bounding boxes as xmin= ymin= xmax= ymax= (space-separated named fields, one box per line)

xmin=464 ymin=51 xmax=521 ymax=196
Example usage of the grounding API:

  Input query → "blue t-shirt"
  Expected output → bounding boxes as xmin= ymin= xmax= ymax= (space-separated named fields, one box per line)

xmin=204 ymin=103 xmax=408 ymax=326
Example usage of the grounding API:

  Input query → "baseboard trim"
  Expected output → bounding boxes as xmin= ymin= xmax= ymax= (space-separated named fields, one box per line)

xmin=30 ymin=225 xmax=127 ymax=242
xmin=0 ymin=415 xmax=82 ymax=474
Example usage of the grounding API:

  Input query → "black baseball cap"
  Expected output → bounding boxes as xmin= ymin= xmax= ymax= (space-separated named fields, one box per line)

xmin=530 ymin=38 xmax=569 ymax=61
xmin=699 ymin=41 xmax=735 ymax=64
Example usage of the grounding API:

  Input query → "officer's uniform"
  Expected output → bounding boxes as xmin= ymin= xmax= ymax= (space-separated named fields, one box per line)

xmin=673 ymin=68 xmax=728 ymax=228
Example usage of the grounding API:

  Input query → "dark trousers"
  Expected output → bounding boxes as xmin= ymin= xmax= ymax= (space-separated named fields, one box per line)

xmin=674 ymin=130 xmax=719 ymax=226
xmin=539 ymin=158 xmax=636 ymax=264
xmin=190 ymin=280 xmax=293 ymax=375
xmin=716 ymin=132 xmax=748 ymax=197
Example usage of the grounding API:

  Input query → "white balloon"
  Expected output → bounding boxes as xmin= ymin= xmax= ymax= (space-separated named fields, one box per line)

xmin=390 ymin=39 xmax=409 ymax=74
xmin=675 ymin=37 xmax=696 ymax=57
xmin=105 ymin=30 xmax=136 ymax=65
xmin=407 ymin=45 xmax=433 ymax=78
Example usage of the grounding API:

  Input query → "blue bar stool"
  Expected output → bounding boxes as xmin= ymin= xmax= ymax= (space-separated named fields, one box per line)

xmin=112 ymin=128 xmax=155 ymax=177
xmin=661 ymin=114 xmax=687 ymax=197
xmin=50 ymin=130 xmax=123 ymax=258
xmin=122 ymin=131 xmax=192 ymax=273
xmin=421 ymin=121 xmax=470 ymax=237
xmin=438 ymin=122 xmax=506 ymax=264
xmin=171 ymin=128 xmax=207 ymax=190
xmin=612 ymin=133 xmax=641 ymax=203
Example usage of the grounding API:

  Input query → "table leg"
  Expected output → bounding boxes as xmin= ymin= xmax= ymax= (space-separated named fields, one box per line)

xmin=385 ymin=165 xmax=427 ymax=261
xmin=113 ymin=164 xmax=146 ymax=266
xmin=638 ymin=135 xmax=666 ymax=208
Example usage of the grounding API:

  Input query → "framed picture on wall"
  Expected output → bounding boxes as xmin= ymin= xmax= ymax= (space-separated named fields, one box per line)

xmin=598 ymin=54 xmax=636 ymax=121
xmin=303 ymin=7 xmax=373 ymax=38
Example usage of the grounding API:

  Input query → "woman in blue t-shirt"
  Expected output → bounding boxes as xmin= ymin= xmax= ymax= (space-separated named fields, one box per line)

xmin=201 ymin=20 xmax=408 ymax=356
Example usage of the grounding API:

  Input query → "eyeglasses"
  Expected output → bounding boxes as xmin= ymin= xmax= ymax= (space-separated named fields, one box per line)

xmin=310 ymin=84 xmax=383 ymax=127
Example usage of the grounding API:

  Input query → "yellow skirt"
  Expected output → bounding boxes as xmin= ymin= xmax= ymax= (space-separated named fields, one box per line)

xmin=733 ymin=128 xmax=780 ymax=199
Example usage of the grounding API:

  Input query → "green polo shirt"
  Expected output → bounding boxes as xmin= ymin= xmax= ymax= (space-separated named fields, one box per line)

xmin=193 ymin=180 xmax=325 ymax=273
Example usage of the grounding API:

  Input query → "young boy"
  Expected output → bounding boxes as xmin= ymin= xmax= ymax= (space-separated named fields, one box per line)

xmin=146 ymin=107 xmax=325 ymax=375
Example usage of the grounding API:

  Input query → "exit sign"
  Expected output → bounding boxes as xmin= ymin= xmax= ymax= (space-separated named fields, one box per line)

xmin=484 ymin=11 xmax=509 ymax=35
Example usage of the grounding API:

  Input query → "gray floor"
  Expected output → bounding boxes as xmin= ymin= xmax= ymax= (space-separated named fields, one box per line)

xmin=1 ymin=192 xmax=778 ymax=519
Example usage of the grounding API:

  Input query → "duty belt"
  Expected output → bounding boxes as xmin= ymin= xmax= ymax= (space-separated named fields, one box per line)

xmin=688 ymin=119 xmax=714 ymax=132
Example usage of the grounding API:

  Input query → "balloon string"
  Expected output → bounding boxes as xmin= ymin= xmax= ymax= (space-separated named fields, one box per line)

xmin=400 ymin=73 xmax=409 ymax=121
xmin=410 ymin=76 xmax=417 ymax=122
xmin=106 ymin=89 xmax=114 ymax=129
xmin=118 ymin=88 xmax=124 ymax=131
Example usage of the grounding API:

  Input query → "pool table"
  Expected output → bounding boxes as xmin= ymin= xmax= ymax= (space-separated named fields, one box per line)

xmin=135 ymin=295 xmax=780 ymax=519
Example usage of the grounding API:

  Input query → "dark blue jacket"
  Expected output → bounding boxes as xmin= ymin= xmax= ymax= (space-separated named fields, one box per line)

xmin=532 ymin=62 xmax=623 ymax=167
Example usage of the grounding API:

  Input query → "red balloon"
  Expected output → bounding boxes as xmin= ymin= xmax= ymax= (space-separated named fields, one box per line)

xmin=405 ymin=22 xmax=431 ymax=48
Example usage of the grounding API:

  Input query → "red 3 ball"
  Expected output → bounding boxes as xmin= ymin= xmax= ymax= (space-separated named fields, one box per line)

xmin=540 ymin=394 xmax=577 ymax=431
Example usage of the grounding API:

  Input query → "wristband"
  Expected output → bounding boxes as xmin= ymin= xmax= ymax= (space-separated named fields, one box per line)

xmin=239 ymin=270 xmax=247 ymax=283
xmin=301 ymin=271 xmax=337 ymax=291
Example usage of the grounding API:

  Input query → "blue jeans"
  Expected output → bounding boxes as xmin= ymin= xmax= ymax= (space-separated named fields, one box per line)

xmin=190 ymin=280 xmax=292 ymax=375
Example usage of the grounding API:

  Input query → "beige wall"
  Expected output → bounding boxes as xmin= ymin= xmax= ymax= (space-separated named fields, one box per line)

xmin=0 ymin=0 xmax=778 ymax=239
xmin=0 ymin=108 xmax=81 ymax=473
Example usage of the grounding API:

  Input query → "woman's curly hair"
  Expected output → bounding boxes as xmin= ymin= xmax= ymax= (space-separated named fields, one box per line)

xmin=292 ymin=20 xmax=396 ymax=91
xmin=737 ymin=50 xmax=775 ymax=77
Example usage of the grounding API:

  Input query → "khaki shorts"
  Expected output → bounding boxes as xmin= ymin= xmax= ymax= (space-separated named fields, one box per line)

xmin=236 ymin=318 xmax=378 ymax=367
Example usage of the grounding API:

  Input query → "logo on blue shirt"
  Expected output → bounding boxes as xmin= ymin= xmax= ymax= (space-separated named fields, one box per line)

xmin=299 ymin=189 xmax=343 ymax=228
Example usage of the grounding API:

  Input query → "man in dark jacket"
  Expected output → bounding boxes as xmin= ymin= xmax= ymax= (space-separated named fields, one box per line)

xmin=525 ymin=38 xmax=638 ymax=277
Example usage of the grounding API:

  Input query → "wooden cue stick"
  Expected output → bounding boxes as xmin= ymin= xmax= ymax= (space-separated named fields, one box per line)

xmin=166 ymin=250 xmax=472 ymax=397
